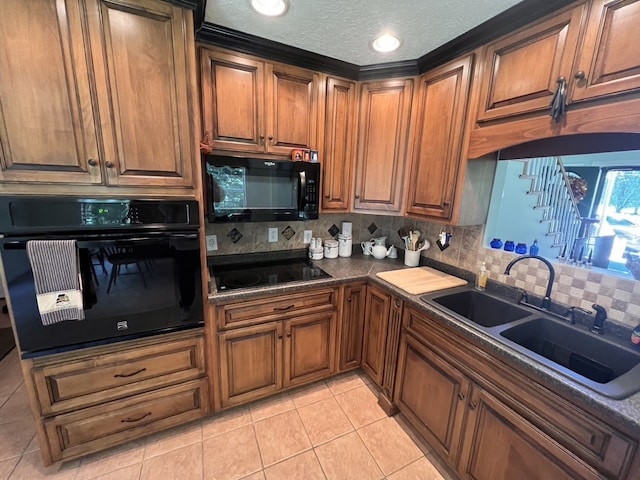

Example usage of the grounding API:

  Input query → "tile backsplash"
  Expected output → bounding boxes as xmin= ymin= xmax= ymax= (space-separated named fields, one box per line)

xmin=206 ymin=213 xmax=640 ymax=329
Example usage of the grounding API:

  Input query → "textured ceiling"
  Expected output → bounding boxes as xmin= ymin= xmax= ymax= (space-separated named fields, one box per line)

xmin=204 ymin=0 xmax=524 ymax=66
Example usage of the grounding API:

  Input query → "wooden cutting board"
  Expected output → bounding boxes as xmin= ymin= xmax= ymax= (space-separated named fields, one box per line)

xmin=376 ymin=266 xmax=467 ymax=295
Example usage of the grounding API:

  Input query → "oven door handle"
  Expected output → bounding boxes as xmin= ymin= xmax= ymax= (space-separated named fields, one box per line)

xmin=1 ymin=232 xmax=199 ymax=248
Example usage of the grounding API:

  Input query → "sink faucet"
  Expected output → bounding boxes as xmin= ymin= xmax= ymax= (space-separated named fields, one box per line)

xmin=504 ymin=255 xmax=555 ymax=310
xmin=564 ymin=306 xmax=592 ymax=325
xmin=591 ymin=304 xmax=607 ymax=335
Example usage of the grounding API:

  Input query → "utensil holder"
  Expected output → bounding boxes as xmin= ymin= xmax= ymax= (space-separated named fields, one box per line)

xmin=404 ymin=249 xmax=421 ymax=267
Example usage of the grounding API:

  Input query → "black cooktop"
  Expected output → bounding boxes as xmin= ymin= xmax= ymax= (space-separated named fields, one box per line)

xmin=211 ymin=257 xmax=331 ymax=291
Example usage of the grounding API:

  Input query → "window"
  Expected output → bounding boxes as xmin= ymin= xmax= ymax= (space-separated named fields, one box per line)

xmin=595 ymin=169 xmax=640 ymax=276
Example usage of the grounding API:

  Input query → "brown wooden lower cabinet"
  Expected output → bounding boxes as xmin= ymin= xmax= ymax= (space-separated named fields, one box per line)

xmin=457 ymin=387 xmax=598 ymax=480
xmin=338 ymin=283 xmax=366 ymax=371
xmin=395 ymin=306 xmax=639 ymax=479
xmin=27 ymin=330 xmax=209 ymax=465
xmin=218 ymin=311 xmax=337 ymax=407
xmin=218 ymin=322 xmax=283 ymax=407
xmin=45 ymin=379 xmax=208 ymax=462
xmin=362 ymin=284 xmax=391 ymax=386
xmin=394 ymin=332 xmax=469 ymax=463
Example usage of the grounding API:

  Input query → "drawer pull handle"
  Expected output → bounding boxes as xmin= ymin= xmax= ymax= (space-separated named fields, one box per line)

xmin=469 ymin=402 xmax=477 ymax=410
xmin=121 ymin=411 xmax=152 ymax=423
xmin=274 ymin=304 xmax=294 ymax=312
xmin=457 ymin=392 xmax=465 ymax=401
xmin=114 ymin=368 xmax=147 ymax=378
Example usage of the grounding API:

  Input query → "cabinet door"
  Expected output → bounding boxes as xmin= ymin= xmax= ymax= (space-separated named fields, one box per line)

xmin=218 ymin=322 xmax=283 ymax=407
xmin=381 ymin=296 xmax=403 ymax=399
xmin=0 ymin=0 xmax=102 ymax=185
xmin=266 ymin=63 xmax=320 ymax=155
xmin=458 ymin=387 xmax=600 ymax=480
xmin=353 ymin=79 xmax=413 ymax=213
xmin=476 ymin=4 xmax=585 ymax=122
xmin=394 ymin=332 xmax=470 ymax=464
xmin=321 ymin=77 xmax=357 ymax=211
xmin=86 ymin=0 xmax=194 ymax=188
xmin=284 ymin=311 xmax=336 ymax=387
xmin=362 ymin=285 xmax=391 ymax=386
xmin=200 ymin=49 xmax=265 ymax=153
xmin=571 ymin=0 xmax=640 ymax=102
xmin=406 ymin=55 xmax=473 ymax=220
xmin=338 ymin=283 xmax=366 ymax=371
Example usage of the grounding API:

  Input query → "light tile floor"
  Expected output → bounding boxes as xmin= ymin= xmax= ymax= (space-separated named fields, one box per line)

xmin=0 ymin=347 xmax=455 ymax=480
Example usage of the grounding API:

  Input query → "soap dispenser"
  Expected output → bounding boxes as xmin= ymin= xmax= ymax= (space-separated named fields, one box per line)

xmin=476 ymin=262 xmax=488 ymax=291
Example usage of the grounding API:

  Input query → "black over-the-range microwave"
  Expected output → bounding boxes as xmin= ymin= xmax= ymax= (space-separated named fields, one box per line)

xmin=204 ymin=154 xmax=320 ymax=223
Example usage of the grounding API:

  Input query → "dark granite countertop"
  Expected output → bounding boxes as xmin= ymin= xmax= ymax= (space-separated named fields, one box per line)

xmin=208 ymin=253 xmax=640 ymax=435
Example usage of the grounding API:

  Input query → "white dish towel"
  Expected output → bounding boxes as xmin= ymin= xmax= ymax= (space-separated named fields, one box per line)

xmin=26 ymin=240 xmax=84 ymax=325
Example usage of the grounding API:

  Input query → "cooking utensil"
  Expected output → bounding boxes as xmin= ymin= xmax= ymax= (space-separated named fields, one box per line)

xmin=410 ymin=230 xmax=420 ymax=250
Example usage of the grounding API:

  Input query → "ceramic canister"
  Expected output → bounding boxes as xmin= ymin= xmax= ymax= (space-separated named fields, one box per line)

xmin=338 ymin=234 xmax=352 ymax=257
xmin=324 ymin=239 xmax=339 ymax=259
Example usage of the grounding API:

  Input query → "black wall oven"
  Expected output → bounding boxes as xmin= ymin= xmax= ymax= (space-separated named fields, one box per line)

xmin=0 ymin=197 xmax=203 ymax=358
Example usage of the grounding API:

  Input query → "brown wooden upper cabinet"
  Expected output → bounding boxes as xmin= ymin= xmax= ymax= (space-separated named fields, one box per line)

xmin=200 ymin=48 xmax=320 ymax=155
xmin=405 ymin=55 xmax=474 ymax=221
xmin=476 ymin=0 xmax=640 ymax=123
xmin=353 ymin=79 xmax=413 ymax=213
xmin=571 ymin=0 xmax=640 ymax=102
xmin=476 ymin=3 xmax=586 ymax=122
xmin=321 ymin=77 xmax=358 ymax=211
xmin=0 ymin=0 xmax=196 ymax=188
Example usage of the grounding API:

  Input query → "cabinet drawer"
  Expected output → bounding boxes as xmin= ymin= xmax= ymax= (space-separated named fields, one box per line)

xmin=220 ymin=288 xmax=337 ymax=329
xmin=33 ymin=334 xmax=206 ymax=415
xmin=45 ymin=379 xmax=209 ymax=462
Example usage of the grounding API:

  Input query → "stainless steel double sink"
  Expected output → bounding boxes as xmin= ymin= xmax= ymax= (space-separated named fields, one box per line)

xmin=421 ymin=288 xmax=640 ymax=399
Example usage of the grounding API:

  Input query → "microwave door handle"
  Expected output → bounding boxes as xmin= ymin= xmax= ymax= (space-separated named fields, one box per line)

xmin=298 ymin=170 xmax=307 ymax=211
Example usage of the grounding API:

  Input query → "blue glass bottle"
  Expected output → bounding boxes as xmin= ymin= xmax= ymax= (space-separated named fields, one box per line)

xmin=529 ymin=239 xmax=539 ymax=256
xmin=515 ymin=243 xmax=527 ymax=254
xmin=504 ymin=240 xmax=515 ymax=252
xmin=490 ymin=238 xmax=503 ymax=249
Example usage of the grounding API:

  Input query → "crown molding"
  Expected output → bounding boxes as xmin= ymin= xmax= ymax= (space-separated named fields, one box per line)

xmin=196 ymin=24 xmax=360 ymax=79
xmin=166 ymin=0 xmax=198 ymax=10
xmin=358 ymin=61 xmax=419 ymax=81
xmin=197 ymin=0 xmax=579 ymax=80
xmin=417 ymin=0 xmax=577 ymax=73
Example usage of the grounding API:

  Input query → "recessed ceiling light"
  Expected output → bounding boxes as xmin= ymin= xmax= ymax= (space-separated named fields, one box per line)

xmin=251 ymin=0 xmax=288 ymax=17
xmin=372 ymin=33 xmax=401 ymax=53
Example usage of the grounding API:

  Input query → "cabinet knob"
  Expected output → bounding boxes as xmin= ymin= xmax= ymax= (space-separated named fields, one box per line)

xmin=354 ymin=194 xmax=360 ymax=199
xmin=87 ymin=158 xmax=97 ymax=167
xmin=443 ymin=201 xmax=450 ymax=207
xmin=394 ymin=299 xmax=401 ymax=309
xmin=457 ymin=392 xmax=465 ymax=401
xmin=469 ymin=401 xmax=477 ymax=410
xmin=325 ymin=194 xmax=330 ymax=198
xmin=286 ymin=331 xmax=291 ymax=337
xmin=260 ymin=135 xmax=265 ymax=144
xmin=268 ymin=135 xmax=273 ymax=144
xmin=105 ymin=161 xmax=114 ymax=169
xmin=347 ymin=296 xmax=352 ymax=302
xmin=278 ymin=334 xmax=283 ymax=339
xmin=574 ymin=70 xmax=586 ymax=80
